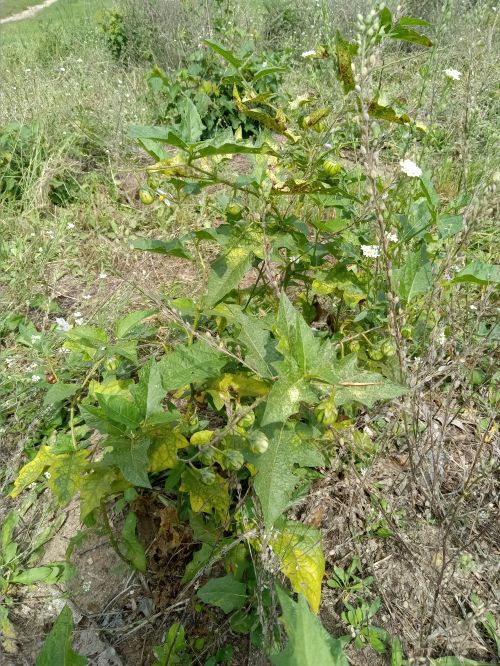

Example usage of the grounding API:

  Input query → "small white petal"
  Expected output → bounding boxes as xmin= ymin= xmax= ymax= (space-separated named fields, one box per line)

xmin=400 ymin=159 xmax=422 ymax=178
xmin=301 ymin=50 xmax=316 ymax=58
xmin=443 ymin=68 xmax=461 ymax=81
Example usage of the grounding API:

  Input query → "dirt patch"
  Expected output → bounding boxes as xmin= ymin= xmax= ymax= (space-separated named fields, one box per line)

xmin=0 ymin=0 xmax=59 ymax=25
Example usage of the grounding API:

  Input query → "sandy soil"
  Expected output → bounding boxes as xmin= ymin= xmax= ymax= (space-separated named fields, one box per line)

xmin=0 ymin=0 xmax=59 ymax=25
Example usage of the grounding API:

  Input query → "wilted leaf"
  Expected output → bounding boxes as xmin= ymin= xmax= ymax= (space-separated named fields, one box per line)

xmin=0 ymin=605 xmax=17 ymax=655
xmin=148 ymin=431 xmax=188 ymax=473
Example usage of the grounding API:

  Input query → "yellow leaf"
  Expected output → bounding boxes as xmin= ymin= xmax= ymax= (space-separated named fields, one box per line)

xmin=180 ymin=468 xmax=230 ymax=522
xmin=88 ymin=377 xmax=133 ymax=399
xmin=210 ymin=373 xmax=269 ymax=398
xmin=271 ymin=521 xmax=325 ymax=613
xmin=149 ymin=431 xmax=189 ymax=473
xmin=10 ymin=446 xmax=55 ymax=498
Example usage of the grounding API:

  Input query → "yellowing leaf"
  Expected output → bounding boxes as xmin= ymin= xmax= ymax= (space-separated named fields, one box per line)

xmin=80 ymin=467 xmax=129 ymax=521
xmin=88 ymin=378 xmax=133 ymax=399
xmin=271 ymin=521 xmax=325 ymax=613
xmin=180 ymin=468 xmax=230 ymax=522
xmin=148 ymin=431 xmax=188 ymax=473
xmin=10 ymin=446 xmax=55 ymax=498
xmin=0 ymin=606 xmax=17 ymax=655
xmin=210 ymin=373 xmax=269 ymax=398
xmin=48 ymin=450 xmax=90 ymax=506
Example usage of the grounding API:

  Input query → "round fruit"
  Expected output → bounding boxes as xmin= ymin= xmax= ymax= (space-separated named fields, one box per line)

xmin=314 ymin=401 xmax=338 ymax=426
xmin=139 ymin=187 xmax=155 ymax=205
xmin=224 ymin=449 xmax=245 ymax=471
xmin=226 ymin=202 xmax=243 ymax=219
xmin=381 ymin=340 xmax=396 ymax=357
xmin=368 ymin=348 xmax=384 ymax=361
xmin=349 ymin=340 xmax=361 ymax=353
xmin=249 ymin=431 xmax=269 ymax=455
xmin=323 ymin=160 xmax=342 ymax=177
xmin=238 ymin=410 xmax=255 ymax=430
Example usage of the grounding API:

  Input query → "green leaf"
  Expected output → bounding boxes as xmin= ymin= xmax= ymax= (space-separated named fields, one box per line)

xmin=204 ymin=39 xmax=242 ymax=68
xmin=437 ymin=214 xmax=463 ymax=239
xmin=262 ymin=362 xmax=318 ymax=426
xmin=452 ymin=261 xmax=500 ymax=285
xmin=253 ymin=65 xmax=288 ymax=82
xmin=275 ymin=292 xmax=320 ymax=374
xmin=271 ymin=589 xmax=348 ymax=666
xmin=206 ymin=247 xmax=253 ymax=307
xmin=35 ymin=605 xmax=87 ymax=666
xmin=224 ymin=305 xmax=278 ymax=378
xmin=104 ymin=437 xmax=152 ymax=488
xmin=394 ymin=246 xmax=432 ymax=302
xmin=95 ymin=394 xmax=143 ymax=431
xmin=63 ymin=326 xmax=108 ymax=360
xmin=197 ymin=574 xmax=247 ymax=613
xmin=128 ymin=124 xmax=188 ymax=150
xmin=131 ymin=237 xmax=194 ymax=260
xmin=12 ymin=563 xmax=71 ymax=585
xmin=43 ymin=383 xmax=79 ymax=407
xmin=131 ymin=360 xmax=166 ymax=420
xmin=399 ymin=16 xmax=432 ymax=27
xmin=271 ymin=521 xmax=324 ymax=613
xmin=120 ymin=512 xmax=147 ymax=572
xmin=1 ymin=511 xmax=19 ymax=554
xmin=253 ymin=425 xmax=323 ymax=527
xmin=327 ymin=354 xmax=407 ymax=407
xmin=179 ymin=96 xmax=204 ymax=143
xmin=114 ymin=309 xmax=157 ymax=338
xmin=390 ymin=25 xmax=433 ymax=47
xmin=159 ymin=341 xmax=227 ymax=391
xmin=48 ymin=450 xmax=90 ymax=506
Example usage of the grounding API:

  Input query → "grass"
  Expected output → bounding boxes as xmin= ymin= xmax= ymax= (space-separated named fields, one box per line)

xmin=1 ymin=0 xmax=499 ymax=664
xmin=0 ymin=0 xmax=40 ymax=20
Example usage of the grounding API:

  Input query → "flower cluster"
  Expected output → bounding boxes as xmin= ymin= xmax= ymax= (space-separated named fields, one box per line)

xmin=361 ymin=245 xmax=380 ymax=259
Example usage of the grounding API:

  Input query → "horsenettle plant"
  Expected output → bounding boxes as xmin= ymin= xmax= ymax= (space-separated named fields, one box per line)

xmin=15 ymin=3 xmax=485 ymax=660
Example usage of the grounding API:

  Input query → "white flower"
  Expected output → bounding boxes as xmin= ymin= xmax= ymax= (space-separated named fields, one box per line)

xmin=386 ymin=232 xmax=398 ymax=243
xmin=324 ymin=143 xmax=333 ymax=149
xmin=31 ymin=335 xmax=41 ymax=343
xmin=73 ymin=312 xmax=82 ymax=318
xmin=75 ymin=318 xmax=84 ymax=326
xmin=82 ymin=294 xmax=91 ymax=300
xmin=400 ymin=159 xmax=422 ymax=178
xmin=31 ymin=374 xmax=41 ymax=383
xmin=44 ymin=471 xmax=51 ymax=479
xmin=47 ymin=230 xmax=55 ymax=238
xmin=301 ymin=50 xmax=316 ymax=58
xmin=361 ymin=244 xmax=380 ymax=259
xmin=55 ymin=317 xmax=71 ymax=332
xmin=444 ymin=68 xmax=461 ymax=81
xmin=76 ymin=58 xmax=83 ymax=63
xmin=82 ymin=580 xmax=92 ymax=592
xmin=25 ymin=68 xmax=31 ymax=73
xmin=99 ymin=272 xmax=107 ymax=279
xmin=66 ymin=223 xmax=75 ymax=229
